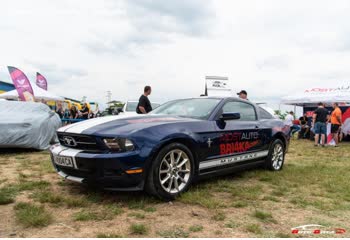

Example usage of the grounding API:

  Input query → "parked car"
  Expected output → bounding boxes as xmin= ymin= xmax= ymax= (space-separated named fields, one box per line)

xmin=0 ymin=101 xmax=61 ymax=150
xmin=50 ymin=97 xmax=290 ymax=200
xmin=119 ymin=100 xmax=160 ymax=116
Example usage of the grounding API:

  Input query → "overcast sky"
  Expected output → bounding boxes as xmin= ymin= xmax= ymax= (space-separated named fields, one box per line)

xmin=1 ymin=0 xmax=350 ymax=107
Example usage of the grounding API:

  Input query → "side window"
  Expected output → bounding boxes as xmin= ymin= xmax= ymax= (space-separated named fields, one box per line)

xmin=222 ymin=101 xmax=257 ymax=121
xmin=259 ymin=107 xmax=273 ymax=119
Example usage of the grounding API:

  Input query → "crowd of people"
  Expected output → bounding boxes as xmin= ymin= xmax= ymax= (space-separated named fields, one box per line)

xmin=285 ymin=102 xmax=343 ymax=147
xmin=55 ymin=102 xmax=98 ymax=121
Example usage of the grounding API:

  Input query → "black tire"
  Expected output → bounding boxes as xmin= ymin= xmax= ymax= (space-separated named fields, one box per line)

xmin=265 ymin=139 xmax=285 ymax=171
xmin=145 ymin=143 xmax=195 ymax=200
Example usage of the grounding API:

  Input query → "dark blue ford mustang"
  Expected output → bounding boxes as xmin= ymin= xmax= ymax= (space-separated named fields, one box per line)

xmin=50 ymin=97 xmax=290 ymax=200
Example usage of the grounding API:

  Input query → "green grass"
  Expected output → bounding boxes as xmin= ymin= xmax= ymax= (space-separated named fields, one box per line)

xmin=14 ymin=202 xmax=52 ymax=227
xmin=253 ymin=210 xmax=276 ymax=223
xmin=211 ymin=211 xmax=226 ymax=221
xmin=225 ymin=220 xmax=237 ymax=229
xmin=231 ymin=201 xmax=248 ymax=208
xmin=0 ymin=181 xmax=50 ymax=205
xmin=17 ymin=180 xmax=50 ymax=191
xmin=245 ymin=224 xmax=262 ymax=235
xmin=39 ymin=160 xmax=56 ymax=174
xmin=31 ymin=191 xmax=63 ymax=204
xmin=128 ymin=212 xmax=145 ymax=219
xmin=129 ymin=223 xmax=148 ymax=235
xmin=0 ymin=185 xmax=18 ymax=205
xmin=105 ymin=204 xmax=124 ymax=216
xmin=189 ymin=224 xmax=203 ymax=232
xmin=157 ymin=227 xmax=189 ymax=238
xmin=144 ymin=206 xmax=157 ymax=212
xmin=73 ymin=205 xmax=124 ymax=222
xmin=73 ymin=210 xmax=99 ymax=221
xmin=179 ymin=186 xmax=226 ymax=209
xmin=63 ymin=196 xmax=89 ymax=208
xmin=31 ymin=190 xmax=90 ymax=208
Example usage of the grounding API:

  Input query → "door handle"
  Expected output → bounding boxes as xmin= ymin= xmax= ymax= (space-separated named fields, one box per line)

xmin=255 ymin=125 xmax=259 ymax=129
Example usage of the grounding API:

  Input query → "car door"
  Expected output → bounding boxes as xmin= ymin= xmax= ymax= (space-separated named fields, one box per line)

xmin=199 ymin=100 xmax=266 ymax=173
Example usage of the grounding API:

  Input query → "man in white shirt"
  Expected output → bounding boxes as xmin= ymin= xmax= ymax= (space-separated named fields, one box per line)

xmin=284 ymin=111 xmax=300 ymax=136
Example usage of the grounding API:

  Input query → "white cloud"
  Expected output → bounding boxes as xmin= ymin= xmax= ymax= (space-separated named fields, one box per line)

xmin=0 ymin=0 xmax=350 ymax=110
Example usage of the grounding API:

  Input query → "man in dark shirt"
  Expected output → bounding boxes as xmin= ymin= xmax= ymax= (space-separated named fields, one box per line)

xmin=81 ymin=103 xmax=90 ymax=119
xmin=299 ymin=113 xmax=310 ymax=139
xmin=136 ymin=86 xmax=152 ymax=114
xmin=312 ymin=102 xmax=329 ymax=147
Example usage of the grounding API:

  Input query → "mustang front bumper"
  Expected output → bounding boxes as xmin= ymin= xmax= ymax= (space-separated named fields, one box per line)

xmin=49 ymin=144 xmax=147 ymax=191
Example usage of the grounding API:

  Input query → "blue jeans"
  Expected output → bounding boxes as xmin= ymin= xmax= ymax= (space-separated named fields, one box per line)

xmin=290 ymin=124 xmax=301 ymax=136
xmin=314 ymin=122 xmax=327 ymax=135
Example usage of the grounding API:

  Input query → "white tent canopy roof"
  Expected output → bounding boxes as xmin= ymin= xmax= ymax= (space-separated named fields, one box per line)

xmin=281 ymin=86 xmax=350 ymax=106
xmin=0 ymin=82 xmax=64 ymax=101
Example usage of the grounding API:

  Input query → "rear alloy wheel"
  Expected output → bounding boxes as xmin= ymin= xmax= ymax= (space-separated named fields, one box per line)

xmin=265 ymin=139 xmax=285 ymax=171
xmin=146 ymin=143 xmax=194 ymax=200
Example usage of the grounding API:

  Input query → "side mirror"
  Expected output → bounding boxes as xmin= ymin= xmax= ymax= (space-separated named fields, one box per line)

xmin=220 ymin=112 xmax=240 ymax=121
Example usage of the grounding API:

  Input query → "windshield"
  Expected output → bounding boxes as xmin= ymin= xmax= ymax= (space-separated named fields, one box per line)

xmin=125 ymin=102 xmax=138 ymax=112
xmin=126 ymin=102 xmax=160 ymax=112
xmin=150 ymin=98 xmax=221 ymax=120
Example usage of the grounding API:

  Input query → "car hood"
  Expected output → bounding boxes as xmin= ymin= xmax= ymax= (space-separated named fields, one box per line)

xmin=58 ymin=115 xmax=200 ymax=136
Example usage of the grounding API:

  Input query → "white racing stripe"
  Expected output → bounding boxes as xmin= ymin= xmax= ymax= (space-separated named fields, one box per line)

xmin=199 ymin=150 xmax=269 ymax=170
xmin=58 ymin=115 xmax=130 ymax=134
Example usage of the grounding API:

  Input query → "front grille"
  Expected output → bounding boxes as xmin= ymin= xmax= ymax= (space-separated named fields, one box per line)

xmin=57 ymin=133 xmax=100 ymax=151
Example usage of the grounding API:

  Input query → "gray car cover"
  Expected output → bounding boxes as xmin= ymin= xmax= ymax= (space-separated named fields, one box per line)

xmin=0 ymin=101 xmax=62 ymax=150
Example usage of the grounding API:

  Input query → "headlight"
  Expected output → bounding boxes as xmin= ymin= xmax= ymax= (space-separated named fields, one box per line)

xmin=103 ymin=138 xmax=135 ymax=152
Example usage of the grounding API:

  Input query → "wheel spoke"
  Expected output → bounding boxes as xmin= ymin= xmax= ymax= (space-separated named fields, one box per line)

xmin=163 ymin=160 xmax=170 ymax=168
xmin=160 ymin=169 xmax=169 ymax=174
xmin=161 ymin=174 xmax=171 ymax=185
xmin=167 ymin=177 xmax=174 ymax=192
xmin=176 ymin=151 xmax=182 ymax=164
xmin=174 ymin=177 xmax=180 ymax=191
xmin=178 ymin=169 xmax=190 ymax=174
xmin=170 ymin=152 xmax=175 ymax=165
xmin=177 ymin=158 xmax=189 ymax=168
xmin=178 ymin=175 xmax=186 ymax=183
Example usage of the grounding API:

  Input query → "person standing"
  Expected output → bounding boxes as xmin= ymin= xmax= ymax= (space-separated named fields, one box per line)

xmin=81 ymin=103 xmax=90 ymax=119
xmin=330 ymin=102 xmax=342 ymax=147
xmin=299 ymin=113 xmax=310 ymax=139
xmin=136 ymin=86 xmax=152 ymax=114
xmin=70 ymin=105 xmax=79 ymax=119
xmin=55 ymin=103 xmax=64 ymax=119
xmin=237 ymin=90 xmax=248 ymax=100
xmin=285 ymin=111 xmax=300 ymax=136
xmin=312 ymin=102 xmax=329 ymax=147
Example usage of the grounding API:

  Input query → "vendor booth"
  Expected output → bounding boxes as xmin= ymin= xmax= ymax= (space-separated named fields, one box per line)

xmin=281 ymin=86 xmax=350 ymax=141
xmin=0 ymin=82 xmax=64 ymax=101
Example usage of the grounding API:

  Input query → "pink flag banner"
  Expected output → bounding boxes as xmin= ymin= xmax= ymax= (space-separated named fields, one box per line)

xmin=36 ymin=72 xmax=48 ymax=90
xmin=7 ymin=66 xmax=35 ymax=102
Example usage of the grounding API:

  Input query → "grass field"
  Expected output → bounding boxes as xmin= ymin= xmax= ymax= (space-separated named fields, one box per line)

xmin=0 ymin=140 xmax=349 ymax=238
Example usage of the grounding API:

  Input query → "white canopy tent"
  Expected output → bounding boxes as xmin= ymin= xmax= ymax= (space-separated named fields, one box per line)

xmin=0 ymin=82 xmax=64 ymax=101
xmin=281 ymin=86 xmax=350 ymax=106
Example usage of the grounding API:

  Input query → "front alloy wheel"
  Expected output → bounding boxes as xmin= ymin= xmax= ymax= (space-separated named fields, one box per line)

xmin=145 ymin=143 xmax=194 ymax=200
xmin=159 ymin=149 xmax=191 ymax=194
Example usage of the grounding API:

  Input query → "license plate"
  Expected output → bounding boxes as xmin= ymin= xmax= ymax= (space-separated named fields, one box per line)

xmin=53 ymin=155 xmax=74 ymax=168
